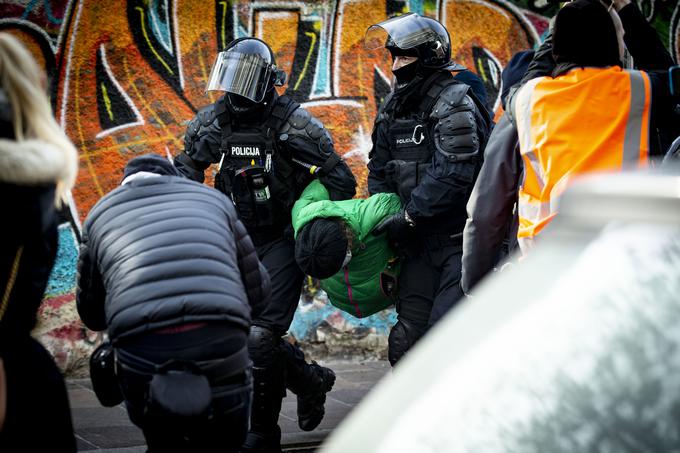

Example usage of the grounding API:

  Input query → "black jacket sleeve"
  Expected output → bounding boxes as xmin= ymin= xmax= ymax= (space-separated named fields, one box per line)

xmin=367 ymin=122 xmax=395 ymax=195
xmin=461 ymin=115 xmax=522 ymax=293
xmin=229 ymin=205 xmax=270 ymax=319
xmin=76 ymin=228 xmax=107 ymax=332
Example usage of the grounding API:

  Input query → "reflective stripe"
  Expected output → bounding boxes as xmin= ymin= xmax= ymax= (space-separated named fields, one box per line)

xmin=515 ymin=78 xmax=547 ymax=191
xmin=623 ymin=70 xmax=646 ymax=162
xmin=524 ymin=150 xmax=545 ymax=191
xmin=514 ymin=78 xmax=542 ymax=158
xmin=518 ymin=236 xmax=534 ymax=256
xmin=517 ymin=195 xmax=561 ymax=222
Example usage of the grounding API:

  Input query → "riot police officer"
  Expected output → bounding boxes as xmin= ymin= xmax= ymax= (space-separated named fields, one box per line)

xmin=366 ymin=13 xmax=491 ymax=366
xmin=174 ymin=37 xmax=356 ymax=452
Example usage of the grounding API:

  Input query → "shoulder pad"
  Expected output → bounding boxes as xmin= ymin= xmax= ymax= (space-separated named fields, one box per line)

xmin=278 ymin=107 xmax=332 ymax=146
xmin=287 ymin=107 xmax=312 ymax=130
xmin=196 ymin=103 xmax=218 ymax=128
xmin=184 ymin=103 xmax=221 ymax=159
xmin=430 ymin=85 xmax=475 ymax=121
xmin=186 ymin=104 xmax=218 ymax=140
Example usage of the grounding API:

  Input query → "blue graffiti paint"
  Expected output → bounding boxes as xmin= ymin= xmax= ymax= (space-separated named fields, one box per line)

xmin=409 ymin=0 xmax=424 ymax=15
xmin=21 ymin=0 xmax=63 ymax=25
xmin=148 ymin=0 xmax=173 ymax=55
xmin=289 ymin=293 xmax=397 ymax=341
xmin=44 ymin=223 xmax=79 ymax=298
xmin=313 ymin=21 xmax=330 ymax=97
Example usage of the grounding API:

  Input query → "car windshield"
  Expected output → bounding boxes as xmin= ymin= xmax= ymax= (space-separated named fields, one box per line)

xmin=323 ymin=219 xmax=680 ymax=453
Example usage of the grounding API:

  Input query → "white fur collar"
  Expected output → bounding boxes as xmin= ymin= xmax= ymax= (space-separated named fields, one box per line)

xmin=0 ymin=139 xmax=70 ymax=185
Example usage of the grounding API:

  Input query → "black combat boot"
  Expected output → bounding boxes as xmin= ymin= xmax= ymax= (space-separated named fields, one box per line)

xmin=294 ymin=362 xmax=336 ymax=431
xmin=283 ymin=342 xmax=336 ymax=431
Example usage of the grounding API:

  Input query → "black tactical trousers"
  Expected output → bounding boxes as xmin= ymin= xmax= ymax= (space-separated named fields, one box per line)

xmin=254 ymin=236 xmax=305 ymax=333
xmin=248 ymin=236 xmax=321 ymax=442
xmin=390 ymin=235 xmax=466 ymax=365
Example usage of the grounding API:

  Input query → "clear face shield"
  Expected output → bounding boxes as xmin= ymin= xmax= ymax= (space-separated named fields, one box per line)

xmin=206 ymin=50 xmax=281 ymax=103
xmin=364 ymin=13 xmax=438 ymax=53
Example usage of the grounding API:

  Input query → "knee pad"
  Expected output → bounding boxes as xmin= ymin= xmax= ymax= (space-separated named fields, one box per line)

xmin=248 ymin=326 xmax=280 ymax=367
xmin=388 ymin=320 xmax=422 ymax=366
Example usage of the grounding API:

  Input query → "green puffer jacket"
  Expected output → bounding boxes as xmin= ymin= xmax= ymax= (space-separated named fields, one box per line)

xmin=292 ymin=180 xmax=401 ymax=317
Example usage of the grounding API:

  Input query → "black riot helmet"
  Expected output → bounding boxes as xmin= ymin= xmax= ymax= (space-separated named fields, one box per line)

xmin=206 ymin=37 xmax=287 ymax=103
xmin=365 ymin=13 xmax=464 ymax=71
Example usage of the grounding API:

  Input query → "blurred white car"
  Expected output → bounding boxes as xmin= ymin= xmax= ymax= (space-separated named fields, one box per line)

xmin=322 ymin=166 xmax=680 ymax=453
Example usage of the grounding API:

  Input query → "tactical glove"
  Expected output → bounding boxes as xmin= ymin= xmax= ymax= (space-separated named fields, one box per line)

xmin=372 ymin=209 xmax=416 ymax=242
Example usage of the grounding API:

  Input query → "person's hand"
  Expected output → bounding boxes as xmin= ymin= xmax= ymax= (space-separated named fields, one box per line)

xmin=372 ymin=209 xmax=415 ymax=242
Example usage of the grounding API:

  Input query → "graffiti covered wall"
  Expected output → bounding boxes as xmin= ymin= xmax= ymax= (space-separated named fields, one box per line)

xmin=1 ymin=0 xmax=677 ymax=372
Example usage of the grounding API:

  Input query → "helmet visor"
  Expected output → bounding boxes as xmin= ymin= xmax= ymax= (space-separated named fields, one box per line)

xmin=206 ymin=50 xmax=272 ymax=102
xmin=364 ymin=13 xmax=438 ymax=51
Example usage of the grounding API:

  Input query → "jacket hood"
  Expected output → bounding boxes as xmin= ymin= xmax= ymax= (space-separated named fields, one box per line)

xmin=292 ymin=180 xmax=401 ymax=243
xmin=0 ymin=138 xmax=72 ymax=185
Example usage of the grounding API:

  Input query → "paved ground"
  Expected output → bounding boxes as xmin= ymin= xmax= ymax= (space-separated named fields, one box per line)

xmin=68 ymin=360 xmax=390 ymax=452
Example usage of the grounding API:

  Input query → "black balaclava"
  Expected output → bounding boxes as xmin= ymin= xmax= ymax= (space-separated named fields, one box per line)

xmin=227 ymin=88 xmax=275 ymax=120
xmin=552 ymin=0 xmax=621 ymax=70
xmin=388 ymin=46 xmax=420 ymax=89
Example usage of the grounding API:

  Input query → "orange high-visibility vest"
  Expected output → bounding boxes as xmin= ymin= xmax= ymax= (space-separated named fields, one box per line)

xmin=513 ymin=66 xmax=651 ymax=254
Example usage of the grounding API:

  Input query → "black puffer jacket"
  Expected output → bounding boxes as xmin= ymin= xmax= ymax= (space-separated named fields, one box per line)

xmin=77 ymin=154 xmax=269 ymax=341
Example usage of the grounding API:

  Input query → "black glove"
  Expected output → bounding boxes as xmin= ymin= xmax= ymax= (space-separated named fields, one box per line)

xmin=372 ymin=209 xmax=415 ymax=242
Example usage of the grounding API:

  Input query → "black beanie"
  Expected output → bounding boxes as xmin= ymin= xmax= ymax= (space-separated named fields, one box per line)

xmin=295 ymin=219 xmax=348 ymax=279
xmin=552 ymin=0 xmax=621 ymax=68
xmin=123 ymin=153 xmax=182 ymax=181
xmin=501 ymin=49 xmax=535 ymax=105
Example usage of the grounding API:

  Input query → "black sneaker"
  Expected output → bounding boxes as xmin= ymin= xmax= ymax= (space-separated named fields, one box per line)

xmin=296 ymin=362 xmax=336 ymax=431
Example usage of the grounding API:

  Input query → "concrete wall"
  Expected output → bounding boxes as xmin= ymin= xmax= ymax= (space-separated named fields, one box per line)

xmin=0 ymin=0 xmax=676 ymax=374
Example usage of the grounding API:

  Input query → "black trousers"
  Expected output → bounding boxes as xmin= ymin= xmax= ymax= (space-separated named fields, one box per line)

xmin=392 ymin=235 xmax=465 ymax=362
xmin=116 ymin=325 xmax=251 ymax=453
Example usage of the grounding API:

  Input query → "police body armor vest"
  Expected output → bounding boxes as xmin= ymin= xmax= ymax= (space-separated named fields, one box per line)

xmin=376 ymin=72 xmax=472 ymax=205
xmin=214 ymin=95 xmax=300 ymax=231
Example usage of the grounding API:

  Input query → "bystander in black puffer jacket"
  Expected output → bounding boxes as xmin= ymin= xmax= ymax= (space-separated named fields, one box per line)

xmin=77 ymin=154 xmax=269 ymax=341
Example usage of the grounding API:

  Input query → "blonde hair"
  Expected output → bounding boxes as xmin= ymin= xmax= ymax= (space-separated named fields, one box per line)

xmin=0 ymin=32 xmax=77 ymax=206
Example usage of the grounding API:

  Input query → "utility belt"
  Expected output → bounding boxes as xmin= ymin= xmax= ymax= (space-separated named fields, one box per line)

xmin=89 ymin=339 xmax=251 ymax=422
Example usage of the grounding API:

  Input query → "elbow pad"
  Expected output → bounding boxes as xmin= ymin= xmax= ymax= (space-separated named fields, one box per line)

xmin=431 ymin=90 xmax=480 ymax=162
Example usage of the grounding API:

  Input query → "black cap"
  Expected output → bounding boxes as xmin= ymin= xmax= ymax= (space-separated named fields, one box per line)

xmin=123 ymin=153 xmax=182 ymax=181
xmin=295 ymin=219 xmax=348 ymax=279
xmin=552 ymin=0 xmax=620 ymax=68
